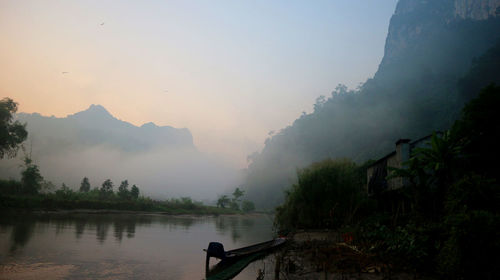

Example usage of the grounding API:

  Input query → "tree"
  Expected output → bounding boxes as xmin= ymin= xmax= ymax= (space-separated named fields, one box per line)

xmin=216 ymin=195 xmax=230 ymax=208
xmin=242 ymin=200 xmax=256 ymax=212
xmin=118 ymin=180 xmax=130 ymax=200
xmin=389 ymin=132 xmax=462 ymax=220
xmin=130 ymin=184 xmax=139 ymax=199
xmin=0 ymin=98 xmax=28 ymax=158
xmin=20 ymin=157 xmax=43 ymax=195
xmin=100 ymin=179 xmax=114 ymax=198
xmin=79 ymin=177 xmax=91 ymax=192
xmin=229 ymin=201 xmax=240 ymax=211
xmin=232 ymin=187 xmax=245 ymax=203
xmin=452 ymin=84 xmax=500 ymax=181
xmin=40 ymin=180 xmax=56 ymax=194
xmin=56 ymin=183 xmax=74 ymax=199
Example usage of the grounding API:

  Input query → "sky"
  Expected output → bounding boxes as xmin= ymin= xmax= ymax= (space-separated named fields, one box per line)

xmin=0 ymin=0 xmax=398 ymax=168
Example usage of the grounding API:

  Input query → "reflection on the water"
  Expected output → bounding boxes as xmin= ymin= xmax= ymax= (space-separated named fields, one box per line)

xmin=0 ymin=213 xmax=275 ymax=280
xmin=9 ymin=221 xmax=35 ymax=253
xmin=1 ymin=213 xmax=209 ymax=251
xmin=0 ymin=213 xmax=273 ymax=254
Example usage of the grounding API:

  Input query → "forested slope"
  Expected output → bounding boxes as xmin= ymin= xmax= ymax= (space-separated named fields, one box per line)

xmin=245 ymin=0 xmax=500 ymax=208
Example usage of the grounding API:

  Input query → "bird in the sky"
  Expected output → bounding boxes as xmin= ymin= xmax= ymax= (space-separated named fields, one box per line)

xmin=100 ymin=22 xmax=105 ymax=26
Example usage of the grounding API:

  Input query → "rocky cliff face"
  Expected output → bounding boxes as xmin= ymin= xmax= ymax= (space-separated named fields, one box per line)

xmin=376 ymin=0 xmax=500 ymax=81
xmin=454 ymin=0 xmax=500 ymax=20
xmin=394 ymin=0 xmax=500 ymax=20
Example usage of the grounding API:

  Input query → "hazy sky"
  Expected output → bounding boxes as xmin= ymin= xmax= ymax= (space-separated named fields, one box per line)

xmin=0 ymin=0 xmax=398 ymax=167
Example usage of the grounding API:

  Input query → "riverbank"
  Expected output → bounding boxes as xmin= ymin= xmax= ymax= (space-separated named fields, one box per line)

xmin=0 ymin=194 xmax=248 ymax=215
xmin=274 ymin=231 xmax=436 ymax=280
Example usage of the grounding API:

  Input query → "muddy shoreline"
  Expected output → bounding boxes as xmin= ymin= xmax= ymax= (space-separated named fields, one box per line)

xmin=273 ymin=230 xmax=436 ymax=280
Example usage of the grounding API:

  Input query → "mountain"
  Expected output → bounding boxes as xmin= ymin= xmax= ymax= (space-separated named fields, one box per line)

xmin=0 ymin=105 xmax=239 ymax=200
xmin=376 ymin=0 xmax=500 ymax=83
xmin=16 ymin=104 xmax=194 ymax=154
xmin=244 ymin=0 xmax=500 ymax=208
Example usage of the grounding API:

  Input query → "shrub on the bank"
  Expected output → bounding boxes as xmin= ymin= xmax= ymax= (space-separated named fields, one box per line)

xmin=242 ymin=200 xmax=255 ymax=212
xmin=438 ymin=210 xmax=499 ymax=279
xmin=358 ymin=221 xmax=439 ymax=272
xmin=275 ymin=158 xmax=366 ymax=229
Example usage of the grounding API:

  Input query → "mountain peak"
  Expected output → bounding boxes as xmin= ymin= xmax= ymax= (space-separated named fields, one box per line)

xmin=141 ymin=122 xmax=158 ymax=128
xmin=67 ymin=104 xmax=115 ymax=123
xmin=85 ymin=104 xmax=111 ymax=116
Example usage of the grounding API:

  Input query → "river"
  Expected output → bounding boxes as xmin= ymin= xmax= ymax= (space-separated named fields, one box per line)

xmin=0 ymin=212 xmax=278 ymax=280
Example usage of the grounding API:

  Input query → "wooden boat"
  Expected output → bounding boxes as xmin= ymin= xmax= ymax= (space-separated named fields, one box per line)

xmin=206 ymin=252 xmax=266 ymax=280
xmin=204 ymin=237 xmax=286 ymax=279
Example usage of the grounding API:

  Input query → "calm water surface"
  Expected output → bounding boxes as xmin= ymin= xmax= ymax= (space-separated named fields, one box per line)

xmin=0 ymin=213 xmax=278 ymax=279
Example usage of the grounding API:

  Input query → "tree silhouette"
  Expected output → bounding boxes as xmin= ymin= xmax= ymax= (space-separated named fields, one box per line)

xmin=20 ymin=157 xmax=43 ymax=194
xmin=216 ymin=195 xmax=230 ymax=208
xmin=118 ymin=180 xmax=130 ymax=200
xmin=130 ymin=184 xmax=139 ymax=199
xmin=232 ymin=187 xmax=245 ymax=203
xmin=0 ymin=98 xmax=28 ymax=158
xmin=242 ymin=200 xmax=255 ymax=212
xmin=79 ymin=177 xmax=91 ymax=192
xmin=100 ymin=179 xmax=114 ymax=198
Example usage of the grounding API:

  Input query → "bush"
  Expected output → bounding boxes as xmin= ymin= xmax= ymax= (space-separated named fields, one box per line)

xmin=275 ymin=158 xmax=366 ymax=230
xmin=242 ymin=200 xmax=255 ymax=212
xmin=438 ymin=210 xmax=500 ymax=279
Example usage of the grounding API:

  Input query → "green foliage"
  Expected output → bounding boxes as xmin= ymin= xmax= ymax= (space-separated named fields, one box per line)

xmin=20 ymin=157 xmax=43 ymax=195
xmin=118 ymin=180 xmax=130 ymax=200
xmin=217 ymin=187 xmax=254 ymax=211
xmin=130 ymin=184 xmax=139 ymax=199
xmin=216 ymin=195 xmax=230 ymax=208
xmin=229 ymin=201 xmax=240 ymax=211
xmin=452 ymin=84 xmax=500 ymax=181
xmin=179 ymin=197 xmax=195 ymax=209
xmin=362 ymin=85 xmax=500 ymax=277
xmin=0 ymin=192 xmax=240 ymax=215
xmin=445 ymin=174 xmax=498 ymax=214
xmin=79 ymin=177 xmax=91 ymax=193
xmin=389 ymin=132 xmax=462 ymax=220
xmin=0 ymin=98 xmax=28 ymax=158
xmin=0 ymin=179 xmax=22 ymax=194
xmin=100 ymin=179 xmax=114 ymax=199
xmin=438 ymin=210 xmax=499 ymax=279
xmin=55 ymin=183 xmax=75 ymax=200
xmin=40 ymin=181 xmax=56 ymax=194
xmin=245 ymin=20 xmax=500 ymax=210
xmin=232 ymin=187 xmax=244 ymax=203
xmin=275 ymin=158 xmax=366 ymax=230
xmin=359 ymin=222 xmax=438 ymax=271
xmin=241 ymin=200 xmax=255 ymax=212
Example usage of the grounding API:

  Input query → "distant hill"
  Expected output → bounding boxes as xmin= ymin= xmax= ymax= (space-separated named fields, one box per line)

xmin=16 ymin=104 xmax=194 ymax=154
xmin=0 ymin=105 xmax=239 ymax=200
xmin=244 ymin=0 xmax=500 ymax=208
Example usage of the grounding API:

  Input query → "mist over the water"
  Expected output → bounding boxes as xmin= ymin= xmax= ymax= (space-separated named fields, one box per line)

xmin=0 ymin=108 xmax=241 ymax=201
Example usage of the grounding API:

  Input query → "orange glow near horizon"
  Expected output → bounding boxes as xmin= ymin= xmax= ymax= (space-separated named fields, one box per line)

xmin=0 ymin=0 xmax=397 ymax=167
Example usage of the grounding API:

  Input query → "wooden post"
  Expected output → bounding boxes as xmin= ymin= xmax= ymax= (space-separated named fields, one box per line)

xmin=205 ymin=253 xmax=210 ymax=275
xmin=274 ymin=254 xmax=281 ymax=280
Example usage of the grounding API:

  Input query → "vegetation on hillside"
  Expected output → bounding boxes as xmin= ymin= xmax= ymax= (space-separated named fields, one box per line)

xmin=275 ymin=85 xmax=500 ymax=279
xmin=244 ymin=16 xmax=500 ymax=209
